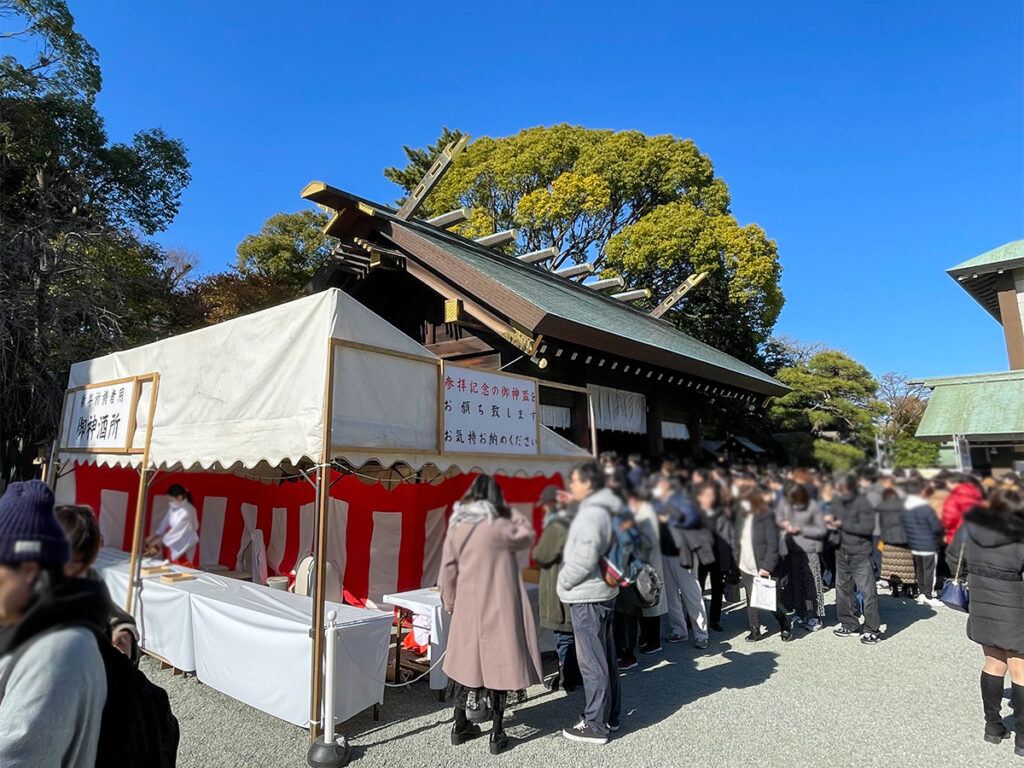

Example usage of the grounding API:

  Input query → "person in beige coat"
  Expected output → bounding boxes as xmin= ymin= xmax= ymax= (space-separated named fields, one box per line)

xmin=439 ymin=475 xmax=542 ymax=755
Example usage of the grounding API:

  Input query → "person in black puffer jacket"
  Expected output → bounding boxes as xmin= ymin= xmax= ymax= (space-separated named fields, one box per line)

xmin=963 ymin=488 xmax=1024 ymax=756
xmin=827 ymin=473 xmax=882 ymax=645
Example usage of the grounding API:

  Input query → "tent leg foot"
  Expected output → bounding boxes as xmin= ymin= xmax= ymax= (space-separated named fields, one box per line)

xmin=307 ymin=735 xmax=350 ymax=768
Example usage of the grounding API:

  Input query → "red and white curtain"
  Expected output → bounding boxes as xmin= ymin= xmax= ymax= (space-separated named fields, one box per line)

xmin=70 ymin=463 xmax=561 ymax=608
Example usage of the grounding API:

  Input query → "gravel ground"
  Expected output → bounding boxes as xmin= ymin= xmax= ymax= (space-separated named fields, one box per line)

xmin=151 ymin=590 xmax=1020 ymax=768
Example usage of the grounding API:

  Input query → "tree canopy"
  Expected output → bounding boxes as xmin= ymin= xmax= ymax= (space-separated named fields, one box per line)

xmin=384 ymin=125 xmax=783 ymax=364
xmin=234 ymin=209 xmax=333 ymax=291
xmin=769 ymin=347 xmax=885 ymax=470
xmin=0 ymin=1 xmax=191 ymax=481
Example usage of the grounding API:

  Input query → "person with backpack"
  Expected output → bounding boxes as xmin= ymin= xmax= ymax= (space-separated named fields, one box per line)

xmin=613 ymin=484 xmax=661 ymax=668
xmin=557 ymin=461 xmax=621 ymax=745
xmin=532 ymin=486 xmax=580 ymax=692
xmin=0 ymin=480 xmax=109 ymax=768
xmin=628 ymin=483 xmax=667 ymax=654
xmin=56 ymin=504 xmax=140 ymax=664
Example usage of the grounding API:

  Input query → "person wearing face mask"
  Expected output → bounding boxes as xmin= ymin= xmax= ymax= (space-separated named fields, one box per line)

xmin=827 ymin=473 xmax=882 ymax=645
xmin=694 ymin=483 xmax=728 ymax=633
xmin=734 ymin=489 xmax=793 ymax=643
xmin=144 ymin=484 xmax=199 ymax=568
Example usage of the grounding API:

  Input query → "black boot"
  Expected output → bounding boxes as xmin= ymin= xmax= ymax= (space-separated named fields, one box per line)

xmin=1012 ymin=683 xmax=1024 ymax=757
xmin=452 ymin=707 xmax=481 ymax=745
xmin=489 ymin=708 xmax=508 ymax=754
xmin=982 ymin=672 xmax=1010 ymax=743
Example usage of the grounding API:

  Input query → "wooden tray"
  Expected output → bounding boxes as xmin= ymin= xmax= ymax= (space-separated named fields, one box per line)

xmin=159 ymin=572 xmax=196 ymax=584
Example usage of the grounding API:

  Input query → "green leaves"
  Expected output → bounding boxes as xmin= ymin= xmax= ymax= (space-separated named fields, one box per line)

xmin=0 ymin=2 xmax=190 ymax=480
xmin=234 ymin=209 xmax=333 ymax=291
xmin=386 ymin=124 xmax=782 ymax=365
xmin=0 ymin=1 xmax=101 ymax=98
xmin=769 ymin=348 xmax=885 ymax=468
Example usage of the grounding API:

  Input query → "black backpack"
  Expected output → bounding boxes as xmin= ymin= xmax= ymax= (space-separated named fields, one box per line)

xmin=0 ymin=624 xmax=179 ymax=768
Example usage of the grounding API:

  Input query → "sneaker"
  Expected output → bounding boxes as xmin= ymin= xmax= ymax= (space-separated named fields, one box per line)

xmin=790 ymin=616 xmax=805 ymax=628
xmin=607 ymin=722 xmax=620 ymax=733
xmin=665 ymin=632 xmax=687 ymax=644
xmin=780 ymin=629 xmax=795 ymax=642
xmin=922 ymin=596 xmax=944 ymax=608
xmin=744 ymin=629 xmax=765 ymax=643
xmin=860 ymin=631 xmax=880 ymax=645
xmin=805 ymin=618 xmax=824 ymax=632
xmin=833 ymin=626 xmax=859 ymax=638
xmin=876 ymin=579 xmax=889 ymax=590
xmin=694 ymin=638 xmax=709 ymax=650
xmin=639 ymin=642 xmax=662 ymax=654
xmin=562 ymin=721 xmax=608 ymax=744
xmin=618 ymin=654 xmax=638 ymax=670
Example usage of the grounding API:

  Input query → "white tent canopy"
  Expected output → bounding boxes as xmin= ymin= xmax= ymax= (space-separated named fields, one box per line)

xmin=56 ymin=288 xmax=590 ymax=476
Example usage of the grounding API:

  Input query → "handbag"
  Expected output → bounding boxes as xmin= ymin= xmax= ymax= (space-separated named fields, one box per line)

xmin=750 ymin=575 xmax=777 ymax=611
xmin=939 ymin=543 xmax=969 ymax=612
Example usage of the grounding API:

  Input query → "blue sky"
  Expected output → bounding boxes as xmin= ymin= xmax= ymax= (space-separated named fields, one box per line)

xmin=69 ymin=1 xmax=1022 ymax=379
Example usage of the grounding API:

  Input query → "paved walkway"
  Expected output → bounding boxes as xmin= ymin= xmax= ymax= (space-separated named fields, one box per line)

xmin=153 ymin=590 xmax=1019 ymax=767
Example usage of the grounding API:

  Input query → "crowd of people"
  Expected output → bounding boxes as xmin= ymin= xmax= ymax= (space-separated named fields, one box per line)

xmin=0 ymin=455 xmax=1021 ymax=763
xmin=439 ymin=453 xmax=1024 ymax=757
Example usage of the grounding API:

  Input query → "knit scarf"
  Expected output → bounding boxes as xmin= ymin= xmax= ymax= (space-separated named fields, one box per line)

xmin=447 ymin=500 xmax=500 ymax=531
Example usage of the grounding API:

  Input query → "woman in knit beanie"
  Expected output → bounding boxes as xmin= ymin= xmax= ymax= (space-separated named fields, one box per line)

xmin=0 ymin=480 xmax=109 ymax=768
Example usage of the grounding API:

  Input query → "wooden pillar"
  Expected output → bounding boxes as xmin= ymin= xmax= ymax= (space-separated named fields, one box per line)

xmin=689 ymin=399 xmax=703 ymax=462
xmin=997 ymin=288 xmax=1024 ymax=370
xmin=646 ymin=393 xmax=664 ymax=460
xmin=571 ymin=393 xmax=592 ymax=454
xmin=309 ymin=341 xmax=336 ymax=740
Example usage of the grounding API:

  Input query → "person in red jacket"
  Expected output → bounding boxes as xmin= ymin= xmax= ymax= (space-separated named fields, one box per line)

xmin=942 ymin=475 xmax=984 ymax=544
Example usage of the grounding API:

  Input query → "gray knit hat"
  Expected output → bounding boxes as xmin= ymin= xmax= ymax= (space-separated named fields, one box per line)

xmin=0 ymin=480 xmax=71 ymax=566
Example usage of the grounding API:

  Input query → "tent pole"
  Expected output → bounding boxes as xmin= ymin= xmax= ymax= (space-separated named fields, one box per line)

xmin=125 ymin=374 xmax=160 ymax=614
xmin=310 ymin=341 xmax=336 ymax=741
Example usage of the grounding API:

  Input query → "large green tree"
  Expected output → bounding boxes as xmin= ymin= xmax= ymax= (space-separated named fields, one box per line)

xmin=384 ymin=125 xmax=783 ymax=364
xmin=0 ymin=0 xmax=191 ymax=481
xmin=234 ymin=209 xmax=333 ymax=292
xmin=770 ymin=348 xmax=885 ymax=470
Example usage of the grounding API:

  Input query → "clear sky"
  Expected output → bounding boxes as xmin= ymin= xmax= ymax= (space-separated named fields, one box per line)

xmin=70 ymin=1 xmax=1023 ymax=380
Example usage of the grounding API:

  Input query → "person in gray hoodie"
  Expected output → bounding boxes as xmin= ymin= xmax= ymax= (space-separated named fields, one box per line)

xmin=557 ymin=462 xmax=620 ymax=745
xmin=0 ymin=480 xmax=108 ymax=768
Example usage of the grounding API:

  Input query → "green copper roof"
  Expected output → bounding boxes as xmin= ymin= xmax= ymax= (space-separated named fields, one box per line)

xmin=915 ymin=370 xmax=1024 ymax=442
xmin=947 ymin=239 xmax=1024 ymax=276
xmin=947 ymin=239 xmax=1024 ymax=321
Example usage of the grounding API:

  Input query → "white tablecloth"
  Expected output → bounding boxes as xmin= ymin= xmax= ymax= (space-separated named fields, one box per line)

xmin=384 ymin=583 xmax=554 ymax=690
xmin=94 ymin=548 xmax=198 ymax=672
xmin=93 ymin=548 xmax=393 ymax=727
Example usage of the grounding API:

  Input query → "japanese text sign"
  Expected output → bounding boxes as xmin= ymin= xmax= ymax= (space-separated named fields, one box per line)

xmin=64 ymin=379 xmax=137 ymax=451
xmin=443 ymin=365 xmax=538 ymax=455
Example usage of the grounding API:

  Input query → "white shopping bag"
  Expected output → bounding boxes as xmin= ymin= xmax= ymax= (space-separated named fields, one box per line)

xmin=751 ymin=576 xmax=777 ymax=611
